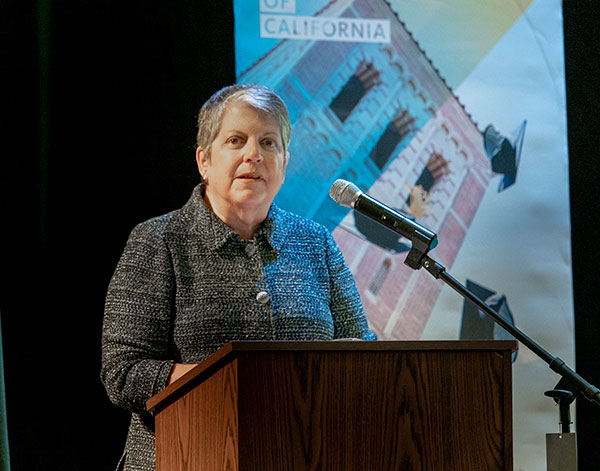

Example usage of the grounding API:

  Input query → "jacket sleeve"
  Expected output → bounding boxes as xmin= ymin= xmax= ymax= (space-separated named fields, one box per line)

xmin=325 ymin=231 xmax=377 ymax=340
xmin=100 ymin=218 xmax=176 ymax=415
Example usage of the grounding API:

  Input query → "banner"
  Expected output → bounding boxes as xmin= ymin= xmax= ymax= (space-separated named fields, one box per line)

xmin=235 ymin=1 xmax=572 ymax=469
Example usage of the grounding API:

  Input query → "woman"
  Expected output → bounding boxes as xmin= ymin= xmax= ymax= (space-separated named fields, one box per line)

xmin=101 ymin=84 xmax=376 ymax=471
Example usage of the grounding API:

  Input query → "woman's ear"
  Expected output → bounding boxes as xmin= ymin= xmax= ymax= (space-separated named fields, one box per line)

xmin=284 ymin=151 xmax=290 ymax=169
xmin=196 ymin=147 xmax=208 ymax=179
xmin=283 ymin=151 xmax=290 ymax=180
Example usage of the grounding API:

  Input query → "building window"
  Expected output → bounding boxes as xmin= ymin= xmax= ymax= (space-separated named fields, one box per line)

xmin=330 ymin=61 xmax=380 ymax=123
xmin=421 ymin=151 xmax=450 ymax=190
xmin=406 ymin=151 xmax=449 ymax=215
xmin=369 ymin=109 xmax=415 ymax=170
xmin=368 ymin=257 xmax=393 ymax=295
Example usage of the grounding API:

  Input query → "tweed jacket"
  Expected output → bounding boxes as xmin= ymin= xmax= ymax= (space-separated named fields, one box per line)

xmin=101 ymin=185 xmax=376 ymax=470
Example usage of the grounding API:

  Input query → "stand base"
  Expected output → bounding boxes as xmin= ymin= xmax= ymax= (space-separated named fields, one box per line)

xmin=546 ymin=433 xmax=577 ymax=471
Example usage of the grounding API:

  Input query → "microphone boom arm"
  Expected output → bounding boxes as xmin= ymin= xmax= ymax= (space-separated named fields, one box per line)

xmin=328 ymin=179 xmax=599 ymax=404
xmin=417 ymin=254 xmax=600 ymax=406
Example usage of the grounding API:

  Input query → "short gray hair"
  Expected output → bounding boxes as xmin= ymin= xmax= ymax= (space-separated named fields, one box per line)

xmin=196 ymin=84 xmax=292 ymax=160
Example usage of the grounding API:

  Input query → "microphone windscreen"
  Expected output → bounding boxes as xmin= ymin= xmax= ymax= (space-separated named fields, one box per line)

xmin=329 ymin=179 xmax=361 ymax=207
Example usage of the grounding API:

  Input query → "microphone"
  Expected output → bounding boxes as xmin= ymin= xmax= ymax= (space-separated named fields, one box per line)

xmin=329 ymin=179 xmax=438 ymax=257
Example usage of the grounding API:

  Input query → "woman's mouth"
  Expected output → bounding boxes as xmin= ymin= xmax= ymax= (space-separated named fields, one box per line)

xmin=236 ymin=173 xmax=262 ymax=181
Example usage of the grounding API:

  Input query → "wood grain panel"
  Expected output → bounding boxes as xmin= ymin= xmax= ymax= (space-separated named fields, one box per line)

xmin=156 ymin=359 xmax=239 ymax=471
xmin=151 ymin=341 xmax=514 ymax=471
xmin=236 ymin=350 xmax=510 ymax=470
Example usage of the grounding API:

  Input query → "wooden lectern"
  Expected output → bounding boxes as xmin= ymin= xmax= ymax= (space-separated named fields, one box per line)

xmin=147 ymin=340 xmax=516 ymax=471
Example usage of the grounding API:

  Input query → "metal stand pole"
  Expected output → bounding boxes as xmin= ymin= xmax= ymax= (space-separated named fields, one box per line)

xmin=545 ymin=388 xmax=577 ymax=471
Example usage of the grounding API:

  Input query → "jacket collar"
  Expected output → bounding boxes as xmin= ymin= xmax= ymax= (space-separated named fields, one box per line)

xmin=186 ymin=184 xmax=286 ymax=253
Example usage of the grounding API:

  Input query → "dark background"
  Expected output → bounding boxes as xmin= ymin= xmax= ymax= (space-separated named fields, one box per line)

xmin=1 ymin=1 xmax=599 ymax=469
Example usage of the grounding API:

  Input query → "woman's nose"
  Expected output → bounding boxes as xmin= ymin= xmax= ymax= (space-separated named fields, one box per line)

xmin=244 ymin=139 xmax=263 ymax=162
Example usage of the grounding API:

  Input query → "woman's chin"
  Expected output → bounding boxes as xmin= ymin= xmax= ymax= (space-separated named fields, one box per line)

xmin=231 ymin=190 xmax=271 ymax=209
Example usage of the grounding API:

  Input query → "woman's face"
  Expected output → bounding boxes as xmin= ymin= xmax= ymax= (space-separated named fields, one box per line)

xmin=196 ymin=103 xmax=288 ymax=218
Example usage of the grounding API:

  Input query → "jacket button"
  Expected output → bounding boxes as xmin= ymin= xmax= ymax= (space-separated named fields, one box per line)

xmin=256 ymin=291 xmax=270 ymax=304
xmin=245 ymin=243 xmax=257 ymax=257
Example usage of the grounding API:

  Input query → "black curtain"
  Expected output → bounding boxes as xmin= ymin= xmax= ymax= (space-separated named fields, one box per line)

xmin=2 ymin=1 xmax=235 ymax=469
xmin=564 ymin=1 xmax=600 ymax=468
xmin=1 ymin=1 xmax=598 ymax=469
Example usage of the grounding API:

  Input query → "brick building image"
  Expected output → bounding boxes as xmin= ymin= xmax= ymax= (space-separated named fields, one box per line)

xmin=239 ymin=0 xmax=512 ymax=339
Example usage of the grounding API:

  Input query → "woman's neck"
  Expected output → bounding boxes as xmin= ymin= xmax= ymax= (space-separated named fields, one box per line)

xmin=202 ymin=193 xmax=267 ymax=240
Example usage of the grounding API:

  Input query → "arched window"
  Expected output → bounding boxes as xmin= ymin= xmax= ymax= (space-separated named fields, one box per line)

xmin=369 ymin=109 xmax=415 ymax=170
xmin=329 ymin=61 xmax=380 ymax=123
xmin=368 ymin=257 xmax=393 ymax=295
xmin=406 ymin=151 xmax=450 ymax=214
xmin=416 ymin=151 xmax=450 ymax=192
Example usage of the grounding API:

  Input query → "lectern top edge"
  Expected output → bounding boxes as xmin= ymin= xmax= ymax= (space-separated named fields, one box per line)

xmin=146 ymin=339 xmax=516 ymax=413
xmin=219 ymin=339 xmax=517 ymax=352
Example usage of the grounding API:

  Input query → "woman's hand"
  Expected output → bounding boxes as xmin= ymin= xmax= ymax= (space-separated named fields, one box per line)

xmin=167 ymin=363 xmax=198 ymax=385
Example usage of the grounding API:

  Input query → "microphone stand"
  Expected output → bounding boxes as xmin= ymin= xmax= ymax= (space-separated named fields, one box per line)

xmin=330 ymin=176 xmax=597 ymax=467
xmin=414 ymin=252 xmax=600 ymax=405
xmin=404 ymin=245 xmax=600 ymax=470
